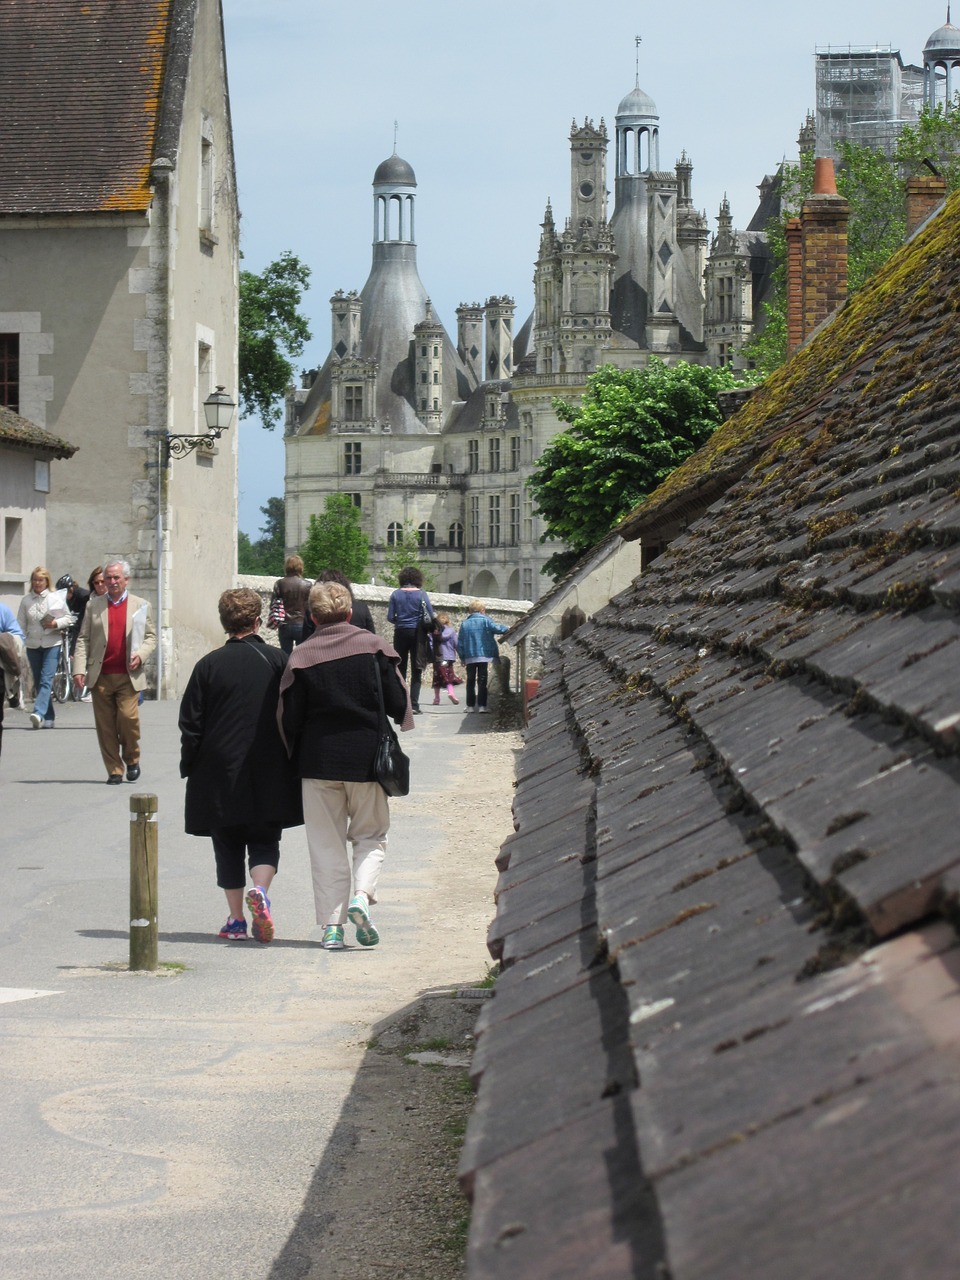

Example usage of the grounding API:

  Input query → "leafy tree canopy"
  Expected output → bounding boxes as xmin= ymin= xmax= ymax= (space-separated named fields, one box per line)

xmin=300 ymin=493 xmax=370 ymax=582
xmin=744 ymin=104 xmax=960 ymax=374
xmin=237 ymin=496 xmax=285 ymax=576
xmin=528 ymin=360 xmax=744 ymax=581
xmin=381 ymin=521 xmax=436 ymax=590
xmin=239 ymin=251 xmax=312 ymax=429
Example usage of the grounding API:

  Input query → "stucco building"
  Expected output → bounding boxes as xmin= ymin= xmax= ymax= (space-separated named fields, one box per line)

xmin=0 ymin=0 xmax=239 ymax=695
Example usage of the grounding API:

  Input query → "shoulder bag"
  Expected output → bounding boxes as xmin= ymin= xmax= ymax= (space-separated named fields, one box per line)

xmin=372 ymin=656 xmax=410 ymax=797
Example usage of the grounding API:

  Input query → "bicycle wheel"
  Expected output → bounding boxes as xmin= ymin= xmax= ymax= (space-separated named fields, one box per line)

xmin=52 ymin=645 xmax=70 ymax=703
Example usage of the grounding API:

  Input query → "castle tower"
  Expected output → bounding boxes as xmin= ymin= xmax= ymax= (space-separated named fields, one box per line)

xmin=675 ymin=151 xmax=709 ymax=303
xmin=924 ymin=7 xmax=960 ymax=109
xmin=609 ymin=78 xmax=661 ymax=345
xmin=330 ymin=289 xmax=361 ymax=359
xmin=484 ymin=295 xmax=515 ymax=380
xmin=414 ymin=300 xmax=445 ymax=431
xmin=456 ymin=302 xmax=483 ymax=387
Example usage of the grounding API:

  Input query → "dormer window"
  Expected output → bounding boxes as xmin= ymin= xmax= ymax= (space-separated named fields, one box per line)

xmin=344 ymin=385 xmax=363 ymax=421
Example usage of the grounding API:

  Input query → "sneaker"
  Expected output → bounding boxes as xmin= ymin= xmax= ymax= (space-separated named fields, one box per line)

xmin=246 ymin=885 xmax=274 ymax=944
xmin=466 ymin=706 xmax=476 ymax=713
xmin=29 ymin=712 xmax=41 ymax=729
xmin=219 ymin=917 xmax=249 ymax=940
xmin=321 ymin=925 xmax=344 ymax=951
xmin=41 ymin=720 xmax=56 ymax=728
xmin=348 ymin=893 xmax=380 ymax=948
xmin=80 ymin=690 xmax=92 ymax=703
xmin=448 ymin=693 xmax=459 ymax=704
xmin=478 ymin=706 xmax=489 ymax=714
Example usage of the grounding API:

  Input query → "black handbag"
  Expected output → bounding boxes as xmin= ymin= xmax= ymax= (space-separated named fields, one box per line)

xmin=372 ymin=656 xmax=410 ymax=797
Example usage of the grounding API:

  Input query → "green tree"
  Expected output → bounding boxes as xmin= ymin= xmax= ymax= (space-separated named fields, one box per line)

xmin=381 ymin=522 xmax=436 ymax=590
xmin=237 ymin=496 xmax=286 ymax=576
xmin=895 ymin=101 xmax=960 ymax=189
xmin=239 ymin=251 xmax=312 ymax=429
xmin=300 ymin=493 xmax=370 ymax=581
xmin=528 ymin=360 xmax=744 ymax=581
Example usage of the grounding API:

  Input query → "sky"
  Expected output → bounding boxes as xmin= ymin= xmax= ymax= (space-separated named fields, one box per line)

xmin=224 ymin=0 xmax=942 ymax=538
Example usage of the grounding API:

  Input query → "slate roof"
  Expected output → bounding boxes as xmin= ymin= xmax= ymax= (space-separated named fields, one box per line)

xmin=0 ymin=0 xmax=176 ymax=214
xmin=461 ymin=193 xmax=960 ymax=1276
xmin=0 ymin=405 xmax=76 ymax=459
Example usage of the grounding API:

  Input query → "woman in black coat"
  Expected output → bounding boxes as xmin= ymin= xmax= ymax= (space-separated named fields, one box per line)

xmin=179 ymin=588 xmax=303 ymax=943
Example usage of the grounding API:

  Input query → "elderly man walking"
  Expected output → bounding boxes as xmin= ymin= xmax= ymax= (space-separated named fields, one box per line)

xmin=74 ymin=558 xmax=156 ymax=784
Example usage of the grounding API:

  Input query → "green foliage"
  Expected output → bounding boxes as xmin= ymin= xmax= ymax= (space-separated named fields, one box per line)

xmin=745 ymin=105 xmax=960 ymax=374
xmin=300 ymin=493 xmax=370 ymax=581
xmin=237 ymin=496 xmax=285 ymax=575
xmin=528 ymin=361 xmax=744 ymax=581
xmin=239 ymin=251 xmax=312 ymax=429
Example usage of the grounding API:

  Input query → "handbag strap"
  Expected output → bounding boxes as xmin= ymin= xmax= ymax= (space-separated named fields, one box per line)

xmin=371 ymin=654 xmax=388 ymax=735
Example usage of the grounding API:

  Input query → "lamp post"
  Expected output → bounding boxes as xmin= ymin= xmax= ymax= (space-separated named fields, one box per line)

xmin=165 ymin=385 xmax=236 ymax=460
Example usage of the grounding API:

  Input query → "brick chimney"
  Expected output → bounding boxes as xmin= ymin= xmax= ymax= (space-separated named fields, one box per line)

xmin=786 ymin=157 xmax=849 ymax=356
xmin=906 ymin=174 xmax=947 ymax=237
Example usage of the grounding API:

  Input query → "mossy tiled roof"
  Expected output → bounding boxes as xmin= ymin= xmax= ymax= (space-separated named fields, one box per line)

xmin=0 ymin=405 xmax=76 ymax=458
xmin=463 ymin=194 xmax=960 ymax=1275
xmin=0 ymin=0 xmax=173 ymax=214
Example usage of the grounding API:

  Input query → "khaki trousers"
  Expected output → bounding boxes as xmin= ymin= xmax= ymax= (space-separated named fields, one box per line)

xmin=91 ymin=673 xmax=141 ymax=777
xmin=302 ymin=778 xmax=389 ymax=926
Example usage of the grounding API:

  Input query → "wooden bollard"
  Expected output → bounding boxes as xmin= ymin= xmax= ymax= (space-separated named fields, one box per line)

xmin=129 ymin=793 xmax=158 ymax=971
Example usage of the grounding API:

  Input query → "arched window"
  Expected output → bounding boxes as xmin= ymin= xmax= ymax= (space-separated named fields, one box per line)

xmin=418 ymin=522 xmax=436 ymax=548
xmin=387 ymin=521 xmax=402 ymax=546
xmin=448 ymin=521 xmax=464 ymax=549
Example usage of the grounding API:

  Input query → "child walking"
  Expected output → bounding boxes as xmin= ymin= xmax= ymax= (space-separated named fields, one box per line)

xmin=430 ymin=612 xmax=459 ymax=705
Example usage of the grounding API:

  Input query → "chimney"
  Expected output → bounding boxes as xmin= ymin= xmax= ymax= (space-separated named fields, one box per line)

xmin=905 ymin=174 xmax=947 ymax=237
xmin=786 ymin=157 xmax=849 ymax=355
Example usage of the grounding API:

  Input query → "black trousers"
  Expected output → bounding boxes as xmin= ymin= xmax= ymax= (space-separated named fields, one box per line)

xmin=211 ymin=823 xmax=282 ymax=890
xmin=393 ymin=627 xmax=423 ymax=709
xmin=465 ymin=662 xmax=489 ymax=708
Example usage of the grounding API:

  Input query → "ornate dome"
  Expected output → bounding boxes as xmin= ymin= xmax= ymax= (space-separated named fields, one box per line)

xmin=616 ymin=83 xmax=658 ymax=121
xmin=925 ymin=7 xmax=960 ymax=54
xmin=373 ymin=153 xmax=417 ymax=186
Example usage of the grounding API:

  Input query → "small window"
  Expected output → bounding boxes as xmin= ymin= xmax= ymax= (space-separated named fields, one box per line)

xmin=718 ymin=276 xmax=734 ymax=322
xmin=488 ymin=494 xmax=501 ymax=546
xmin=433 ymin=345 xmax=439 ymax=357
xmin=0 ymin=334 xmax=19 ymax=412
xmin=200 ymin=131 xmax=214 ymax=234
xmin=468 ymin=440 xmax=479 ymax=473
xmin=432 ymin=371 xmax=439 ymax=384
xmin=387 ymin=521 xmax=402 ymax=546
xmin=420 ymin=345 xmax=427 ymax=357
xmin=470 ymin=496 xmax=480 ymax=546
xmin=418 ymin=522 xmax=436 ymax=548
xmin=420 ymin=371 xmax=427 ymax=384
xmin=510 ymin=435 xmax=520 ymax=470
xmin=509 ymin=493 xmax=520 ymax=545
xmin=4 ymin=516 xmax=23 ymax=572
xmin=344 ymin=441 xmax=362 ymax=475
xmin=448 ymin=521 xmax=464 ymax=549
xmin=346 ymin=492 xmax=361 ymax=508
xmin=488 ymin=438 xmax=501 ymax=473
xmin=344 ymin=385 xmax=363 ymax=421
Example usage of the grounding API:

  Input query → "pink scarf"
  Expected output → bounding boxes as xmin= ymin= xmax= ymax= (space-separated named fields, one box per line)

xmin=278 ymin=620 xmax=414 ymax=733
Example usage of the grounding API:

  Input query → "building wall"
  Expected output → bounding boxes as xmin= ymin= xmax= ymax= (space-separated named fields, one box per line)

xmin=0 ymin=445 xmax=50 ymax=608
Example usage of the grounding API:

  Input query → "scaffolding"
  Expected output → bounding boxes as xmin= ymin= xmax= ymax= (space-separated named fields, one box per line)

xmin=815 ymin=46 xmax=923 ymax=158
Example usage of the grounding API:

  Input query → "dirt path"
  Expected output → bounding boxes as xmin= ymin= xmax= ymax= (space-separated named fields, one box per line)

xmin=270 ymin=724 xmax=522 ymax=1280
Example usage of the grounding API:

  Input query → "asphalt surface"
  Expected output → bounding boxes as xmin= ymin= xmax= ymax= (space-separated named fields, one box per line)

xmin=0 ymin=692 xmax=501 ymax=1278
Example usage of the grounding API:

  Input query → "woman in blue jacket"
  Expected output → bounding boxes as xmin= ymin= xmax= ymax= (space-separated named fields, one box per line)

xmin=457 ymin=600 xmax=508 ymax=714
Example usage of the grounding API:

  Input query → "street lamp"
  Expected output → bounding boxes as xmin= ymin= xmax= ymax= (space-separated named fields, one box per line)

xmin=165 ymin=386 xmax=236 ymax=460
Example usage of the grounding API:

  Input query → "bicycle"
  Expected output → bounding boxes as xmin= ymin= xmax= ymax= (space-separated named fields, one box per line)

xmin=51 ymin=632 xmax=73 ymax=703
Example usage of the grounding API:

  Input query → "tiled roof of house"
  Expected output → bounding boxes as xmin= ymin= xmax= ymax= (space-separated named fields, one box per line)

xmin=0 ymin=405 xmax=76 ymax=458
xmin=461 ymin=193 xmax=960 ymax=1276
xmin=0 ymin=0 xmax=174 ymax=214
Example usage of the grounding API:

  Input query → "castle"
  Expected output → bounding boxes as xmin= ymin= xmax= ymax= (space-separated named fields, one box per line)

xmin=284 ymin=71 xmax=777 ymax=601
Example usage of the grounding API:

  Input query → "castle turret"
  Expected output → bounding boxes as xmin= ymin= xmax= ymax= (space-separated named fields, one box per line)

xmin=456 ymin=302 xmax=483 ymax=388
xmin=484 ymin=295 xmax=515 ymax=380
xmin=414 ymin=300 xmax=445 ymax=431
xmin=330 ymin=289 xmax=361 ymax=359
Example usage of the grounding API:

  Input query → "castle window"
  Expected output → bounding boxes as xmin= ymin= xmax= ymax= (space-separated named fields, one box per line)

xmin=433 ymin=371 xmax=439 ymax=384
xmin=421 ymin=398 xmax=427 ymax=410
xmin=433 ymin=398 xmax=439 ymax=411
xmin=509 ymin=493 xmax=520 ymax=545
xmin=0 ymin=334 xmax=19 ymax=411
xmin=344 ymin=385 xmax=363 ymax=421
xmin=718 ymin=277 xmax=734 ymax=322
xmin=448 ymin=521 xmax=464 ymax=549
xmin=470 ymin=496 xmax=480 ymax=546
xmin=433 ymin=345 xmax=439 ymax=357
xmin=344 ymin=441 xmax=362 ymax=475
xmin=522 ymin=569 xmax=533 ymax=600
xmin=510 ymin=436 xmax=520 ymax=470
xmin=488 ymin=495 xmax=501 ymax=547
xmin=387 ymin=521 xmax=402 ymax=546
xmin=421 ymin=345 xmax=426 ymax=356
xmin=346 ymin=492 xmax=361 ymax=508
xmin=718 ymin=343 xmax=733 ymax=367
xmin=418 ymin=522 xmax=435 ymax=548
xmin=468 ymin=440 xmax=479 ymax=473
xmin=421 ymin=371 xmax=427 ymax=384
xmin=488 ymin=438 xmax=500 ymax=472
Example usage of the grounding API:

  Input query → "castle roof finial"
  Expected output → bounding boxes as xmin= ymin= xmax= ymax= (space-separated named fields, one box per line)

xmin=634 ymin=32 xmax=642 ymax=87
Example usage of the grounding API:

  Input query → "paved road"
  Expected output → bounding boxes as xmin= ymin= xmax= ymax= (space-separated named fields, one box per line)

xmin=0 ymin=694 xmax=502 ymax=1278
